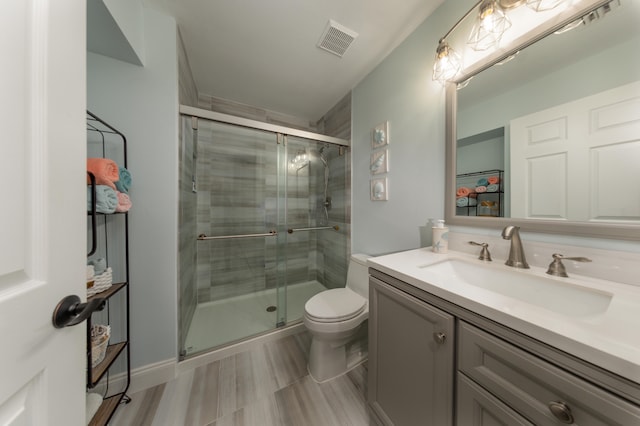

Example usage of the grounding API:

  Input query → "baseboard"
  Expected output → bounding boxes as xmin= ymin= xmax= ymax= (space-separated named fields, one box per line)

xmin=103 ymin=358 xmax=177 ymax=395
xmin=103 ymin=322 xmax=307 ymax=395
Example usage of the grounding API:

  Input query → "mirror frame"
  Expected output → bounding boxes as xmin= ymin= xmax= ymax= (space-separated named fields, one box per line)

xmin=445 ymin=0 xmax=640 ymax=240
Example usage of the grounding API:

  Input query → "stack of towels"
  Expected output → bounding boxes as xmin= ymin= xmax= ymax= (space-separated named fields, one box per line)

xmin=87 ymin=257 xmax=113 ymax=296
xmin=456 ymin=186 xmax=477 ymax=207
xmin=87 ymin=158 xmax=132 ymax=214
xmin=475 ymin=176 xmax=500 ymax=193
xmin=457 ymin=175 xmax=501 ymax=207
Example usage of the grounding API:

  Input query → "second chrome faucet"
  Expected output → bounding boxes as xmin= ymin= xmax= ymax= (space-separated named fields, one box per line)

xmin=502 ymin=225 xmax=529 ymax=269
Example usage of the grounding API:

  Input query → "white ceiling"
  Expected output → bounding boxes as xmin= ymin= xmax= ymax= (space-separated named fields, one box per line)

xmin=143 ymin=0 xmax=444 ymax=121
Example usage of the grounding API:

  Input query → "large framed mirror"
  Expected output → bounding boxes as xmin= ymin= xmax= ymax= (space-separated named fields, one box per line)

xmin=445 ymin=0 xmax=640 ymax=240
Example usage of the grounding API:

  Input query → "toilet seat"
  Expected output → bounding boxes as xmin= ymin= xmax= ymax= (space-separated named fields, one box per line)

xmin=305 ymin=288 xmax=366 ymax=323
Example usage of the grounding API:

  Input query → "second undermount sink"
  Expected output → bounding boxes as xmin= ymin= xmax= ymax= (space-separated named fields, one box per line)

xmin=419 ymin=259 xmax=613 ymax=317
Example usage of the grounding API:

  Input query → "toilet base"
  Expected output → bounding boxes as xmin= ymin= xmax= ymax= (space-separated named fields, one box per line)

xmin=307 ymin=323 xmax=368 ymax=383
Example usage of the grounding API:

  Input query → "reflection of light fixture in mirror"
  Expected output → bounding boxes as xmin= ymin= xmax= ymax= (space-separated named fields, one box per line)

xmin=467 ymin=0 xmax=512 ymax=51
xmin=554 ymin=0 xmax=619 ymax=34
xmin=457 ymin=76 xmax=474 ymax=90
xmin=526 ymin=0 xmax=567 ymax=12
xmin=496 ymin=50 xmax=519 ymax=65
xmin=432 ymin=39 xmax=463 ymax=84
xmin=554 ymin=18 xmax=583 ymax=34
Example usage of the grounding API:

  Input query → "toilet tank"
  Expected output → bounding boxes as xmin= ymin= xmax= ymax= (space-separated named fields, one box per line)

xmin=345 ymin=254 xmax=371 ymax=299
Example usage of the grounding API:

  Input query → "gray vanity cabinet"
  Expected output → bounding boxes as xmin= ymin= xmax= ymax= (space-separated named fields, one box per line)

xmin=368 ymin=269 xmax=640 ymax=426
xmin=368 ymin=276 xmax=455 ymax=426
xmin=458 ymin=321 xmax=640 ymax=426
xmin=457 ymin=374 xmax=533 ymax=426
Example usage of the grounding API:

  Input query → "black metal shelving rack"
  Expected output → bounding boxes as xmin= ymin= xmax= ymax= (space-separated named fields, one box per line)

xmin=86 ymin=111 xmax=131 ymax=425
xmin=456 ymin=169 xmax=504 ymax=217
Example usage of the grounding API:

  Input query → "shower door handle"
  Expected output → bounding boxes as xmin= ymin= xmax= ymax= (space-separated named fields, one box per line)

xmin=197 ymin=230 xmax=278 ymax=240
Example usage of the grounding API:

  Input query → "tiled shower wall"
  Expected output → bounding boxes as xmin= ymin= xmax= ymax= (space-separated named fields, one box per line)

xmin=194 ymin=126 xmax=351 ymax=303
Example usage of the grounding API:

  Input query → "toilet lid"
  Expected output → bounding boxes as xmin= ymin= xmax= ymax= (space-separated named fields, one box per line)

xmin=305 ymin=288 xmax=367 ymax=323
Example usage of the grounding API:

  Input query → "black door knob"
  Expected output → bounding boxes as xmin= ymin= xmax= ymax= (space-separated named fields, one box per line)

xmin=52 ymin=295 xmax=106 ymax=328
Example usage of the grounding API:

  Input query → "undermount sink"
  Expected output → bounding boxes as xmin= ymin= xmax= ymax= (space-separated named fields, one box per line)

xmin=419 ymin=259 xmax=613 ymax=317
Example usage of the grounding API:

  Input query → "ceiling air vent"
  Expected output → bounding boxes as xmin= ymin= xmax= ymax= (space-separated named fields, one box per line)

xmin=317 ymin=20 xmax=358 ymax=58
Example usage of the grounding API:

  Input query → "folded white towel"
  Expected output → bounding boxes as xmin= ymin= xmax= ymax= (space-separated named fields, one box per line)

xmin=86 ymin=265 xmax=95 ymax=281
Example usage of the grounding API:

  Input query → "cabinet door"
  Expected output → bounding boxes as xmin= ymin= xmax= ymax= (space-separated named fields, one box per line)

xmin=369 ymin=277 xmax=455 ymax=426
xmin=457 ymin=374 xmax=533 ymax=426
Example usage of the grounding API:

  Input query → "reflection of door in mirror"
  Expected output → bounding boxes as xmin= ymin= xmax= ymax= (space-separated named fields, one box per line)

xmin=510 ymin=80 xmax=640 ymax=222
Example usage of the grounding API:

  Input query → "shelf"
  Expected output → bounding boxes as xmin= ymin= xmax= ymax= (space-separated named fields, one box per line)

xmin=89 ymin=342 xmax=127 ymax=387
xmin=88 ymin=393 xmax=127 ymax=426
xmin=86 ymin=110 xmax=131 ymax=419
xmin=88 ymin=282 xmax=126 ymax=302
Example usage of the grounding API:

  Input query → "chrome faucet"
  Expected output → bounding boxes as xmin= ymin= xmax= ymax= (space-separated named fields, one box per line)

xmin=546 ymin=253 xmax=592 ymax=277
xmin=501 ymin=226 xmax=529 ymax=269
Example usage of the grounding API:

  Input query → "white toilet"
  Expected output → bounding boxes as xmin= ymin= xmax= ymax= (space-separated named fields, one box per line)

xmin=303 ymin=254 xmax=371 ymax=382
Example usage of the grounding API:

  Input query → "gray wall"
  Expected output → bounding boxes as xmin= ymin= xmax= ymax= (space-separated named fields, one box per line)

xmin=87 ymin=8 xmax=179 ymax=369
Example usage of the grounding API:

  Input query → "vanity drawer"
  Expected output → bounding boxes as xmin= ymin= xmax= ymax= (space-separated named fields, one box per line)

xmin=458 ymin=321 xmax=640 ymax=425
xmin=457 ymin=373 xmax=534 ymax=426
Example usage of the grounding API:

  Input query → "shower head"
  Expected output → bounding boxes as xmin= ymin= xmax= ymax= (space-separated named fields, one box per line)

xmin=317 ymin=147 xmax=328 ymax=168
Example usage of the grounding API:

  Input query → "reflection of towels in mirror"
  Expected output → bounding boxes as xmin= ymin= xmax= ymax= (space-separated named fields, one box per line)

xmin=476 ymin=178 xmax=489 ymax=186
xmin=456 ymin=187 xmax=471 ymax=197
xmin=486 ymin=184 xmax=499 ymax=192
xmin=487 ymin=176 xmax=499 ymax=185
xmin=456 ymin=197 xmax=477 ymax=207
xmin=475 ymin=185 xmax=487 ymax=193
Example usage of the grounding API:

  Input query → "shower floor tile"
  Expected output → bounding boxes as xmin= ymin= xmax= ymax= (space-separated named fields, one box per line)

xmin=185 ymin=281 xmax=326 ymax=355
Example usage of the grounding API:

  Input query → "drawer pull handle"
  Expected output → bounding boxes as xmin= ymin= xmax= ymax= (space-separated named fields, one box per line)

xmin=433 ymin=332 xmax=446 ymax=344
xmin=548 ymin=401 xmax=574 ymax=424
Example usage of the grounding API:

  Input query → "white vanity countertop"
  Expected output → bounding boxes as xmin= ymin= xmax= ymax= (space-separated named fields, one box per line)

xmin=368 ymin=248 xmax=640 ymax=385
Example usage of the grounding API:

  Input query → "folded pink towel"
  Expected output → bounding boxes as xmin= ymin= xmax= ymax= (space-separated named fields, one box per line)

xmin=115 ymin=191 xmax=132 ymax=213
xmin=456 ymin=187 xmax=471 ymax=197
xmin=487 ymin=176 xmax=500 ymax=185
xmin=475 ymin=185 xmax=487 ymax=193
xmin=87 ymin=158 xmax=119 ymax=190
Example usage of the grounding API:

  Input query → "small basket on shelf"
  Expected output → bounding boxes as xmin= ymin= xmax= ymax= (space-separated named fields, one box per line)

xmin=87 ymin=267 xmax=113 ymax=297
xmin=90 ymin=324 xmax=111 ymax=367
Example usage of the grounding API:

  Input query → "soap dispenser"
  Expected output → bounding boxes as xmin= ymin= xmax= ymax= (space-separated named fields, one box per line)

xmin=432 ymin=220 xmax=449 ymax=253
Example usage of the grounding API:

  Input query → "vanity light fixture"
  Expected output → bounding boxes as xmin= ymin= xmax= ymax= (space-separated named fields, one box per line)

xmin=433 ymin=0 xmax=571 ymax=84
xmin=467 ymin=0 xmax=512 ymax=51
xmin=432 ymin=0 xmax=485 ymax=84
xmin=432 ymin=39 xmax=463 ymax=84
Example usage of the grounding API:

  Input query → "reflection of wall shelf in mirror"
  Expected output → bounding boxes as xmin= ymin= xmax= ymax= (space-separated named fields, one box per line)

xmin=456 ymin=170 xmax=503 ymax=217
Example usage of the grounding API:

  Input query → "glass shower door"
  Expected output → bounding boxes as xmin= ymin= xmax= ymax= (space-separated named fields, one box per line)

xmin=280 ymin=136 xmax=349 ymax=324
xmin=184 ymin=119 xmax=285 ymax=355
xmin=178 ymin=114 xmax=350 ymax=359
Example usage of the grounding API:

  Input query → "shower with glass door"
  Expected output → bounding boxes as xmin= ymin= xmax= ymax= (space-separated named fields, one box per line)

xmin=178 ymin=109 xmax=350 ymax=358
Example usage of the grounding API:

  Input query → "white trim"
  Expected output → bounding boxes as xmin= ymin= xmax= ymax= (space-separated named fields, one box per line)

xmin=106 ymin=358 xmax=176 ymax=395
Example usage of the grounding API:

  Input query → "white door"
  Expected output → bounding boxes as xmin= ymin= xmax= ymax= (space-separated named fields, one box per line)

xmin=0 ymin=1 xmax=87 ymax=425
xmin=510 ymin=80 xmax=640 ymax=222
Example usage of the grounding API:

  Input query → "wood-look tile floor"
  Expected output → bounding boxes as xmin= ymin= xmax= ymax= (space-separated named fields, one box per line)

xmin=110 ymin=332 xmax=371 ymax=426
